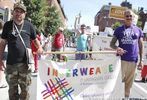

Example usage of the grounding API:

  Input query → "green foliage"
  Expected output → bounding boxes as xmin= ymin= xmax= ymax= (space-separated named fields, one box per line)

xmin=23 ymin=0 xmax=44 ymax=30
xmin=137 ymin=21 xmax=142 ymax=28
xmin=112 ymin=22 xmax=122 ymax=30
xmin=64 ymin=29 xmax=74 ymax=38
xmin=22 ymin=0 xmax=62 ymax=35
xmin=44 ymin=6 xmax=62 ymax=35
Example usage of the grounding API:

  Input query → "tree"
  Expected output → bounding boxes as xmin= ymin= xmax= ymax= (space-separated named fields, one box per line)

xmin=44 ymin=6 xmax=63 ymax=35
xmin=64 ymin=29 xmax=73 ymax=38
xmin=23 ymin=0 xmax=45 ymax=30
xmin=112 ymin=22 xmax=122 ymax=30
xmin=137 ymin=21 xmax=142 ymax=28
xmin=23 ymin=0 xmax=62 ymax=35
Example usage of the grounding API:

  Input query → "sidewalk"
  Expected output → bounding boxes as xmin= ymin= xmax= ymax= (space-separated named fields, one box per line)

xmin=0 ymin=84 xmax=8 ymax=100
xmin=0 ymin=73 xmax=8 ymax=100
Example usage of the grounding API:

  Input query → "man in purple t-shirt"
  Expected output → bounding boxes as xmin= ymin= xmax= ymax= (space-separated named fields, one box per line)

xmin=110 ymin=10 xmax=144 ymax=98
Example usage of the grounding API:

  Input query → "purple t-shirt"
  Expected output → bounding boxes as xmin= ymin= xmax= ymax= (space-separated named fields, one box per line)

xmin=114 ymin=24 xmax=143 ymax=62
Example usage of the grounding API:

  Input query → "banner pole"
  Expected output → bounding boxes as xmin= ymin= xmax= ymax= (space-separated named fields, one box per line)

xmin=43 ymin=51 xmax=116 ymax=54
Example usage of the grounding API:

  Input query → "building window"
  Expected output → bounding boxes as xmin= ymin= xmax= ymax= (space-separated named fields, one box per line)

xmin=0 ymin=13 xmax=3 ymax=20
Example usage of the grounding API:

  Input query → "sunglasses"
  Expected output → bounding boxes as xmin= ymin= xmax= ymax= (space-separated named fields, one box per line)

xmin=125 ymin=15 xmax=132 ymax=18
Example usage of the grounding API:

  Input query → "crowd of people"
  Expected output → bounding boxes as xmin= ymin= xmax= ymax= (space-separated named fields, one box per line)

xmin=0 ymin=2 xmax=146 ymax=100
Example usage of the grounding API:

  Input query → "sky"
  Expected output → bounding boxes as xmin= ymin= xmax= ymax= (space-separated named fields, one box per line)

xmin=61 ymin=0 xmax=147 ymax=30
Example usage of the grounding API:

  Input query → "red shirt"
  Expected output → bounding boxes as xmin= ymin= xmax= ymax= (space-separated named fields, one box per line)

xmin=31 ymin=34 xmax=41 ymax=52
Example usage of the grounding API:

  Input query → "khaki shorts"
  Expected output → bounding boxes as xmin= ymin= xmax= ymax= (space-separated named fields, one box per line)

xmin=121 ymin=60 xmax=136 ymax=97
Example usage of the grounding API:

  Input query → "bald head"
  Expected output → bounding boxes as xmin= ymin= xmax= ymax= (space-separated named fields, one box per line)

xmin=124 ymin=9 xmax=134 ymax=26
xmin=124 ymin=10 xmax=134 ymax=17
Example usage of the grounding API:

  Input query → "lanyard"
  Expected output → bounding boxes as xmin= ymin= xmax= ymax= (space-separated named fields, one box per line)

xmin=13 ymin=21 xmax=24 ymax=36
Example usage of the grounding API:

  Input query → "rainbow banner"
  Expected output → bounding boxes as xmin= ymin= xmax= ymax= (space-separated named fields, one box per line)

xmin=37 ymin=54 xmax=124 ymax=100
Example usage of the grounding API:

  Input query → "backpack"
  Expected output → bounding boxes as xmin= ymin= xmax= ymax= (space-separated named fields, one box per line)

xmin=53 ymin=32 xmax=64 ymax=49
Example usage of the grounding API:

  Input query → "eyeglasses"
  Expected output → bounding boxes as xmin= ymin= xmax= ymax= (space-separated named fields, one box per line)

xmin=81 ymin=27 xmax=86 ymax=29
xmin=125 ymin=15 xmax=132 ymax=18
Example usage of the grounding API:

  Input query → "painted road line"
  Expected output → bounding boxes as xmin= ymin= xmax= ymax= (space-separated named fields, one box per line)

xmin=134 ymin=83 xmax=147 ymax=94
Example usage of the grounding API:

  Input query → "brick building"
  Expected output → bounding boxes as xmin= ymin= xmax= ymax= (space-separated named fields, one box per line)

xmin=0 ymin=0 xmax=20 ymax=22
xmin=94 ymin=4 xmax=124 ymax=32
xmin=48 ymin=0 xmax=67 ymax=28
xmin=94 ymin=1 xmax=139 ymax=32
xmin=0 ymin=0 xmax=20 ymax=9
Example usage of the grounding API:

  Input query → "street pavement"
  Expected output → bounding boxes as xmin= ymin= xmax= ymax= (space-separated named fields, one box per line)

xmin=0 ymin=47 xmax=147 ymax=100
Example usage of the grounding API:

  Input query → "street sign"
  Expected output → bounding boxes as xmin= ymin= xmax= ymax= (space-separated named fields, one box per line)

xmin=109 ymin=5 xmax=138 ymax=25
xmin=109 ymin=6 xmax=127 ymax=20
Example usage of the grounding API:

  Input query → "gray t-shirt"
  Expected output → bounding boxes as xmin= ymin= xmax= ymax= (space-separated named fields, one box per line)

xmin=1 ymin=20 xmax=36 ymax=64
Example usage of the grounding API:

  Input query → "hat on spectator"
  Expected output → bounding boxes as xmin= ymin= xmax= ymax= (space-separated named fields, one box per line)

xmin=14 ymin=2 xmax=26 ymax=12
xmin=80 ymin=24 xmax=86 ymax=29
xmin=59 ymin=27 xmax=64 ymax=32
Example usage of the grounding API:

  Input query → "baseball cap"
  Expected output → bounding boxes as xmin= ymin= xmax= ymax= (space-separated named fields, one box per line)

xmin=59 ymin=27 xmax=64 ymax=31
xmin=14 ymin=2 xmax=26 ymax=12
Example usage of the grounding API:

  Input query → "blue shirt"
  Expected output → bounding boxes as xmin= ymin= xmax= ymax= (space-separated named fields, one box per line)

xmin=76 ymin=33 xmax=88 ymax=51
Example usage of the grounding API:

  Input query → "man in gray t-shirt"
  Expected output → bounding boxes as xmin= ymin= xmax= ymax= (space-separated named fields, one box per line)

xmin=0 ymin=2 xmax=43 ymax=100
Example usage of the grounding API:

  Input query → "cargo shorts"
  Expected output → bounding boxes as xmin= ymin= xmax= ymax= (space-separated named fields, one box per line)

xmin=5 ymin=63 xmax=32 ymax=100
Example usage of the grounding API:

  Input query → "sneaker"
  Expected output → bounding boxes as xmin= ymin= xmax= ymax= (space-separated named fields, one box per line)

xmin=31 ymin=70 xmax=38 ymax=77
xmin=134 ymin=78 xmax=145 ymax=83
xmin=34 ymin=70 xmax=38 ymax=73
xmin=122 ymin=97 xmax=129 ymax=100
xmin=87 ymin=57 xmax=94 ymax=60
xmin=0 ymin=84 xmax=7 ymax=88
xmin=141 ymin=78 xmax=147 ymax=83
